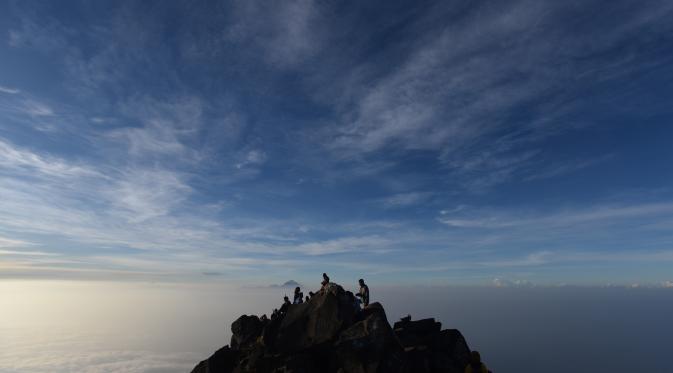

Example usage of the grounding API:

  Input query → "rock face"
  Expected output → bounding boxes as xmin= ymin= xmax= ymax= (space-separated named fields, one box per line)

xmin=275 ymin=284 xmax=357 ymax=354
xmin=191 ymin=284 xmax=472 ymax=373
xmin=231 ymin=315 xmax=264 ymax=350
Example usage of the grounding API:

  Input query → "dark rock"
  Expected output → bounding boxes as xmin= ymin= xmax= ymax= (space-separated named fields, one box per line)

xmin=394 ymin=319 xmax=470 ymax=373
xmin=231 ymin=315 xmax=264 ymax=350
xmin=431 ymin=329 xmax=471 ymax=373
xmin=258 ymin=352 xmax=323 ymax=373
xmin=394 ymin=318 xmax=442 ymax=349
xmin=191 ymin=346 xmax=239 ymax=373
xmin=260 ymin=316 xmax=282 ymax=352
xmin=274 ymin=283 xmax=356 ymax=353
xmin=333 ymin=303 xmax=404 ymax=373
xmin=191 ymin=285 xmax=481 ymax=373
xmin=393 ymin=318 xmax=441 ymax=336
xmin=361 ymin=302 xmax=388 ymax=323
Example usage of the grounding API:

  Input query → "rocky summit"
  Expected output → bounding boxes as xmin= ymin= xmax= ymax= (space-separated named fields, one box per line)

xmin=191 ymin=284 xmax=472 ymax=373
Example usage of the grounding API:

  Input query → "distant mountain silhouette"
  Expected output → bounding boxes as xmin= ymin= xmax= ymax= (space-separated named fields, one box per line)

xmin=269 ymin=280 xmax=301 ymax=288
xmin=191 ymin=283 xmax=477 ymax=373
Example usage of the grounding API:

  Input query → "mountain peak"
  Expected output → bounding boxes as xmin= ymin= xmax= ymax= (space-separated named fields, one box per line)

xmin=269 ymin=280 xmax=301 ymax=288
xmin=191 ymin=283 xmax=480 ymax=373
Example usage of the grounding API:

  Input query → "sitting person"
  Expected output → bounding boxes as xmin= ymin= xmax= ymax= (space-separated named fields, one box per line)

xmin=279 ymin=296 xmax=291 ymax=315
xmin=321 ymin=273 xmax=330 ymax=288
xmin=293 ymin=286 xmax=304 ymax=304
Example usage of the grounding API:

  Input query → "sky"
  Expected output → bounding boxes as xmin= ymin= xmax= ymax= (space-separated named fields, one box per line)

xmin=1 ymin=0 xmax=673 ymax=286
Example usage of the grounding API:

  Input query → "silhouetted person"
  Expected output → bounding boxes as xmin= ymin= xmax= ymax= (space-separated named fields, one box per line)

xmin=279 ymin=296 xmax=291 ymax=315
xmin=293 ymin=286 xmax=304 ymax=304
xmin=308 ymin=291 xmax=315 ymax=298
xmin=271 ymin=308 xmax=279 ymax=320
xmin=356 ymin=278 xmax=369 ymax=307
xmin=305 ymin=295 xmax=310 ymax=303
xmin=464 ymin=351 xmax=491 ymax=373
xmin=321 ymin=273 xmax=330 ymax=287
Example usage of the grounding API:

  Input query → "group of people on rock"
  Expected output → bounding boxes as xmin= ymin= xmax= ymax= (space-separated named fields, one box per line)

xmin=266 ymin=273 xmax=491 ymax=372
xmin=320 ymin=273 xmax=370 ymax=308
xmin=269 ymin=273 xmax=371 ymax=320
xmin=292 ymin=286 xmax=317 ymax=304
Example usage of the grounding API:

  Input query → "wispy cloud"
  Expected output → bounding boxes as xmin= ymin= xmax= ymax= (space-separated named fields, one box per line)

xmin=438 ymin=202 xmax=673 ymax=230
xmin=330 ymin=1 xmax=556 ymax=156
xmin=235 ymin=149 xmax=267 ymax=169
xmin=317 ymin=0 xmax=673 ymax=190
xmin=376 ymin=192 xmax=433 ymax=209
xmin=0 ymin=85 xmax=20 ymax=94
xmin=0 ymin=249 xmax=55 ymax=256
xmin=224 ymin=0 xmax=320 ymax=68
xmin=524 ymin=154 xmax=616 ymax=181
xmin=0 ymin=235 xmax=34 ymax=248
xmin=0 ymin=139 xmax=96 ymax=177
xmin=109 ymin=169 xmax=192 ymax=223
xmin=20 ymin=99 xmax=54 ymax=116
xmin=289 ymin=235 xmax=391 ymax=256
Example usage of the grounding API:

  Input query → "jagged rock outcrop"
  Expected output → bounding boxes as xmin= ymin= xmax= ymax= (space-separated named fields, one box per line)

xmin=275 ymin=283 xmax=357 ymax=354
xmin=333 ymin=302 xmax=404 ymax=373
xmin=231 ymin=315 xmax=264 ymax=350
xmin=191 ymin=284 xmax=471 ymax=373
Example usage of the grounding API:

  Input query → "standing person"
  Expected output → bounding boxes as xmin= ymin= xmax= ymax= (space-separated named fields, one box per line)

xmin=293 ymin=286 xmax=304 ymax=304
xmin=356 ymin=278 xmax=369 ymax=307
xmin=464 ymin=351 xmax=491 ymax=373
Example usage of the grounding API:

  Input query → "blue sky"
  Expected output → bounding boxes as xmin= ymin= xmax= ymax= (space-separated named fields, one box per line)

xmin=1 ymin=0 xmax=673 ymax=286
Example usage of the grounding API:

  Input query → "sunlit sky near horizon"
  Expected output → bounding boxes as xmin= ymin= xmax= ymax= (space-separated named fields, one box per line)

xmin=1 ymin=0 xmax=673 ymax=286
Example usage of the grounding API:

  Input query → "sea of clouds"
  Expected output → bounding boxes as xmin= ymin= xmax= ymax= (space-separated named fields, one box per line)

xmin=2 ymin=281 xmax=672 ymax=373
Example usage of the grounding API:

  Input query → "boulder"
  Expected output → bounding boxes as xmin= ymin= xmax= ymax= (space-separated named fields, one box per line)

xmin=260 ymin=316 xmax=283 ymax=352
xmin=430 ymin=329 xmax=471 ymax=373
xmin=274 ymin=284 xmax=357 ymax=353
xmin=332 ymin=302 xmax=404 ymax=373
xmin=231 ymin=315 xmax=264 ymax=350
xmin=394 ymin=318 xmax=442 ymax=349
xmin=393 ymin=318 xmax=470 ymax=373
xmin=361 ymin=302 xmax=388 ymax=323
xmin=191 ymin=346 xmax=239 ymax=373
